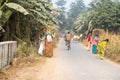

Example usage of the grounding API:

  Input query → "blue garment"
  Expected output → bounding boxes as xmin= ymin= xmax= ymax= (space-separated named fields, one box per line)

xmin=92 ymin=45 xmax=97 ymax=54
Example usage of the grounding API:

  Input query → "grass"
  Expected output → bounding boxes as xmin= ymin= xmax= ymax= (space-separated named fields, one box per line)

xmin=0 ymin=40 xmax=47 ymax=79
xmin=16 ymin=41 xmax=38 ymax=57
xmin=100 ymin=32 xmax=120 ymax=63
xmin=0 ymin=30 xmax=60 ymax=79
xmin=15 ymin=36 xmax=59 ymax=64
xmin=93 ymin=30 xmax=120 ymax=63
xmin=81 ymin=29 xmax=120 ymax=63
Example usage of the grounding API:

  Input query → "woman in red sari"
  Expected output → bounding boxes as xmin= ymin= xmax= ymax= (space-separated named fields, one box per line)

xmin=87 ymin=33 xmax=92 ymax=51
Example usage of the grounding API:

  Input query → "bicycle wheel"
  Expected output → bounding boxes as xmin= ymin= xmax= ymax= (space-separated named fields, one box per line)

xmin=67 ymin=41 xmax=70 ymax=50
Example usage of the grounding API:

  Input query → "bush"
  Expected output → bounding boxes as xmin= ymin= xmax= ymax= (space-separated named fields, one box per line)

xmin=83 ymin=29 xmax=120 ymax=63
xmin=105 ymin=34 xmax=120 ymax=62
xmin=17 ymin=41 xmax=38 ymax=58
xmin=97 ymin=30 xmax=120 ymax=63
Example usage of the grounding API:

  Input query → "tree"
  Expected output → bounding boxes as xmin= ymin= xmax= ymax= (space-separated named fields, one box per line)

xmin=73 ymin=0 xmax=120 ymax=35
xmin=56 ymin=0 xmax=66 ymax=10
xmin=68 ymin=0 xmax=86 ymax=30
xmin=88 ymin=0 xmax=120 ymax=32
xmin=0 ymin=0 xmax=58 ymax=41
xmin=55 ymin=0 xmax=67 ymax=31
xmin=73 ymin=10 xmax=91 ymax=35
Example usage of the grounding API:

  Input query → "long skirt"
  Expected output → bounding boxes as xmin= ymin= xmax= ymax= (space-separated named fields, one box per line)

xmin=92 ymin=45 xmax=97 ymax=54
xmin=99 ymin=48 xmax=105 ymax=59
xmin=45 ymin=41 xmax=53 ymax=57
xmin=87 ymin=41 xmax=91 ymax=51
xmin=98 ymin=46 xmax=105 ymax=59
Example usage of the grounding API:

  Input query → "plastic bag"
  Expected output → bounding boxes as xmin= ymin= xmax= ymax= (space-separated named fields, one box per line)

xmin=47 ymin=35 xmax=52 ymax=42
xmin=38 ymin=42 xmax=44 ymax=55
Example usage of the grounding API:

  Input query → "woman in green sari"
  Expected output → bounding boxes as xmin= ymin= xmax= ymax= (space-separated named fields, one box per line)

xmin=97 ymin=39 xmax=109 ymax=59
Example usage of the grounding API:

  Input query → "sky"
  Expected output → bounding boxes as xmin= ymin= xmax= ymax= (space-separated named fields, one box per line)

xmin=52 ymin=0 xmax=92 ymax=10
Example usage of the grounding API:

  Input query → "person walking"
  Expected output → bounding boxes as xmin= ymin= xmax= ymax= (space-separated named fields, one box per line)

xmin=38 ymin=32 xmax=45 ymax=55
xmin=97 ymin=39 xmax=109 ymax=60
xmin=87 ymin=33 xmax=92 ymax=51
xmin=44 ymin=26 xmax=55 ymax=57
xmin=92 ymin=35 xmax=99 ymax=54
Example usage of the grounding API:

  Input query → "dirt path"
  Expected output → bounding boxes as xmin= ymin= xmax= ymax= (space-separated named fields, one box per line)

xmin=12 ymin=58 xmax=56 ymax=80
xmin=1 ymin=38 xmax=120 ymax=80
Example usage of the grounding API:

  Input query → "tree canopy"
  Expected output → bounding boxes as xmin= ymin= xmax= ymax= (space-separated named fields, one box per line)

xmin=0 ymin=0 xmax=58 ymax=41
xmin=67 ymin=0 xmax=86 ymax=30
xmin=73 ymin=0 xmax=120 ymax=35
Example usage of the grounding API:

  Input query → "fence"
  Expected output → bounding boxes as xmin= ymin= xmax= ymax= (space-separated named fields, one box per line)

xmin=0 ymin=41 xmax=17 ymax=69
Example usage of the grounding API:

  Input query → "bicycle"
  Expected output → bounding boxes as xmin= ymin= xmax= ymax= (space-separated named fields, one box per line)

xmin=66 ymin=40 xmax=70 ymax=50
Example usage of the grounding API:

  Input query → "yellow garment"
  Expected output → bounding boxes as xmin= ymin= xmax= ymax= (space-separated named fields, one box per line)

xmin=66 ymin=34 xmax=71 ymax=40
xmin=98 ymin=41 xmax=107 ymax=59
xmin=98 ymin=41 xmax=107 ymax=49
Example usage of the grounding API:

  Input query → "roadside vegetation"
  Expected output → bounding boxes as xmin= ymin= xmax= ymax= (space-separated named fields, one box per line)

xmin=0 ymin=0 xmax=60 ymax=62
xmin=99 ymin=31 xmax=120 ymax=63
xmin=0 ymin=0 xmax=120 ymax=79
xmin=72 ymin=0 xmax=120 ymax=63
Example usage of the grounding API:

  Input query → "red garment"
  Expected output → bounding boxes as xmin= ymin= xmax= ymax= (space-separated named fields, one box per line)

xmin=87 ymin=35 xmax=91 ymax=42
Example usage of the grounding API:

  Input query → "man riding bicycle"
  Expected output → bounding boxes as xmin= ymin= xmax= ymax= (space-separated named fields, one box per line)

xmin=65 ymin=32 xmax=71 ymax=50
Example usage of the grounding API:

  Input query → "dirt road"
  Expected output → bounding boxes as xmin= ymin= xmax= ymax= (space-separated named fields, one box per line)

xmin=6 ymin=38 xmax=120 ymax=80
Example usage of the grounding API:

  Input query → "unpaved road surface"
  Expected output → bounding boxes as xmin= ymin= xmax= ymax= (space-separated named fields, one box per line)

xmin=6 ymin=38 xmax=120 ymax=80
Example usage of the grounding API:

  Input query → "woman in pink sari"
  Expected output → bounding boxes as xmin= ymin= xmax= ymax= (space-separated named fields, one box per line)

xmin=92 ymin=35 xmax=99 ymax=54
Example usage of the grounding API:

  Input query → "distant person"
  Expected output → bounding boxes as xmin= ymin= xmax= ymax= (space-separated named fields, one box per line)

xmin=97 ymin=39 xmax=109 ymax=60
xmin=63 ymin=32 xmax=66 ymax=41
xmin=65 ymin=32 xmax=71 ymax=50
xmin=92 ymin=35 xmax=99 ymax=54
xmin=87 ymin=33 xmax=92 ymax=51
xmin=73 ymin=35 xmax=79 ymax=43
xmin=79 ymin=34 xmax=83 ymax=42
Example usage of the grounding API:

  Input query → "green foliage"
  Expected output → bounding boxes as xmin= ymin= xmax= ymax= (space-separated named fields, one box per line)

xmin=0 ymin=10 xmax=12 ymax=31
xmin=73 ymin=0 xmax=120 ymax=35
xmin=0 ymin=0 xmax=59 ymax=59
xmin=0 ymin=1 xmax=29 ymax=31
xmin=73 ymin=11 xmax=91 ymax=35
xmin=0 ymin=10 xmax=2 ymax=18
xmin=69 ymin=0 xmax=85 ymax=20
xmin=1 ymin=10 xmax=12 ymax=24
xmin=88 ymin=0 xmax=120 ymax=32
xmin=0 ymin=0 xmax=58 ymax=42
xmin=55 ymin=0 xmax=67 ymax=31
xmin=68 ymin=0 xmax=86 ymax=30
xmin=5 ymin=2 xmax=29 ymax=15
xmin=55 ymin=0 xmax=86 ymax=31
xmin=17 ymin=40 xmax=37 ymax=57
xmin=56 ymin=0 xmax=67 ymax=8
xmin=19 ymin=0 xmax=57 ymax=26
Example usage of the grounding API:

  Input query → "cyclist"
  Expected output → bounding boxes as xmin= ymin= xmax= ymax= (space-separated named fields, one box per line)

xmin=65 ymin=32 xmax=71 ymax=50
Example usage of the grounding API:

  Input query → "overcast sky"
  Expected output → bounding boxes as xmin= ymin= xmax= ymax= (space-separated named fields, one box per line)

xmin=52 ymin=0 xmax=92 ymax=10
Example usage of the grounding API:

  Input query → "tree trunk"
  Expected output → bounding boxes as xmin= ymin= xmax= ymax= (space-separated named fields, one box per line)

xmin=2 ymin=22 xmax=10 ymax=41
xmin=9 ymin=12 xmax=21 ymax=40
